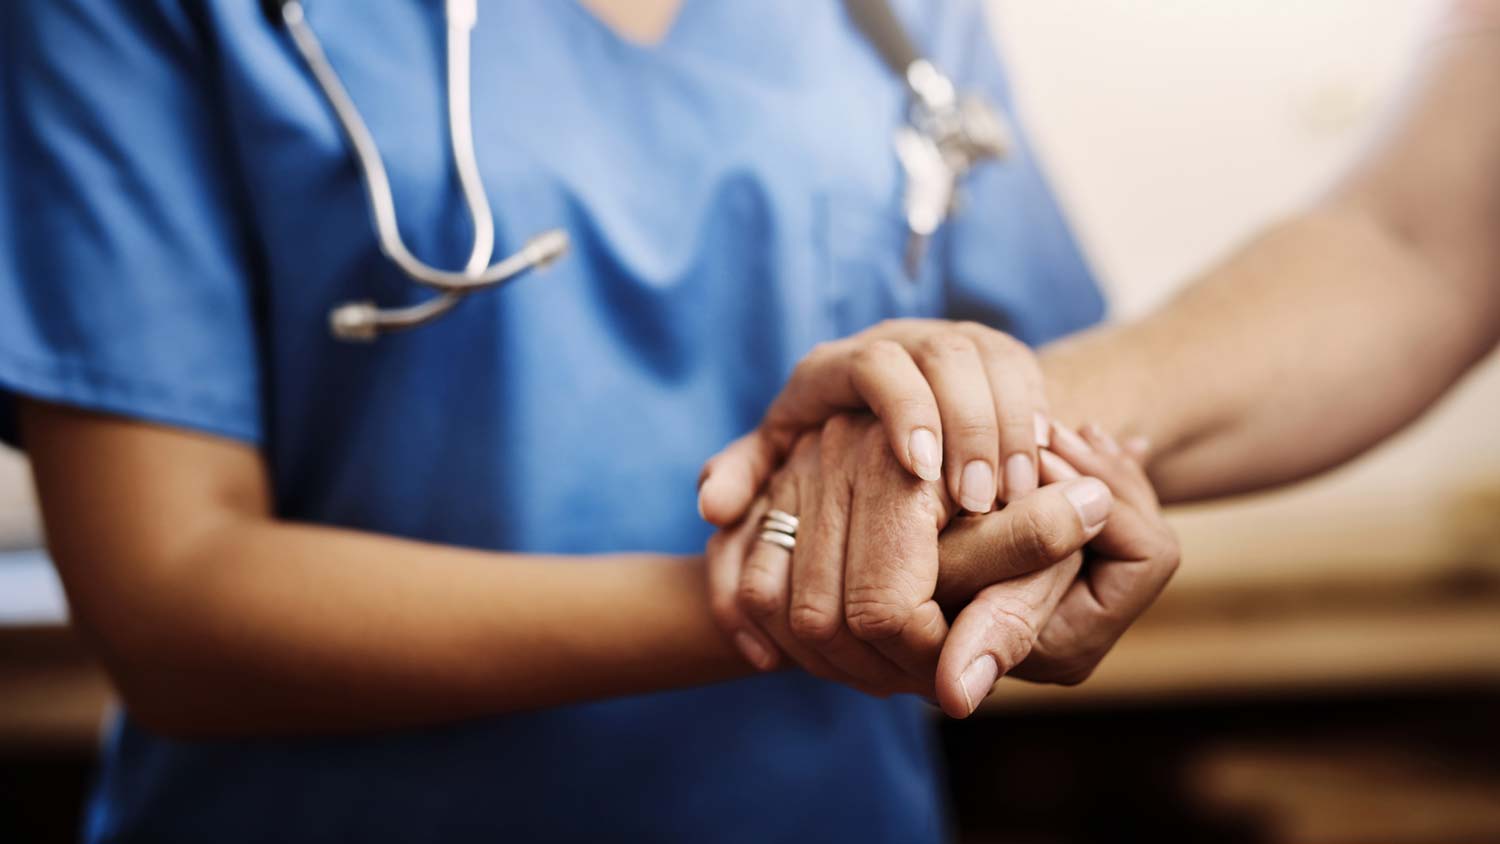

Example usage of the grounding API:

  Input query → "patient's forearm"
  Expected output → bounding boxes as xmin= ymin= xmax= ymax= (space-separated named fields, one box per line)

xmin=1042 ymin=14 xmax=1500 ymax=502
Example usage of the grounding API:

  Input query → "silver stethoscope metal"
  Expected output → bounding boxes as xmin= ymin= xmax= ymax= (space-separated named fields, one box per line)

xmin=263 ymin=0 xmax=1010 ymax=342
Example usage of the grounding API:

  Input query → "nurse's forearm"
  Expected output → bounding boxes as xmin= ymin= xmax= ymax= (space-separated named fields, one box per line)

xmin=1039 ymin=208 xmax=1494 ymax=502
xmin=21 ymin=401 xmax=750 ymax=738
xmin=113 ymin=524 xmax=750 ymax=736
xmin=1041 ymin=11 xmax=1500 ymax=502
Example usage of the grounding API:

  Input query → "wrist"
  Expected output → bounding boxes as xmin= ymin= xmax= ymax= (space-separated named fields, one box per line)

xmin=1038 ymin=326 xmax=1184 ymax=468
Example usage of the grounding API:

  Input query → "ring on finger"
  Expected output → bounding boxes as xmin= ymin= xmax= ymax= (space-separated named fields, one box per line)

xmin=758 ymin=509 xmax=799 ymax=550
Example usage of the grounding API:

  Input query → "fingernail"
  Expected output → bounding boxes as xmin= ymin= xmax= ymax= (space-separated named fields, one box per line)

xmin=734 ymin=631 xmax=773 ymax=671
xmin=1063 ymin=477 xmax=1111 ymax=532
xmin=959 ymin=461 xmax=995 ymax=513
xmin=1050 ymin=421 xmax=1092 ymax=455
xmin=697 ymin=488 xmax=707 ymax=520
xmin=1034 ymin=412 xmax=1051 ymax=448
xmin=909 ymin=428 xmax=941 ymax=482
xmin=959 ymin=654 xmax=999 ymax=715
xmin=1003 ymin=452 xmax=1035 ymax=501
xmin=1124 ymin=436 xmax=1151 ymax=458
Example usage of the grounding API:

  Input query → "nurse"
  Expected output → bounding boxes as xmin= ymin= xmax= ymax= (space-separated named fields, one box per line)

xmin=0 ymin=1 xmax=1104 ymax=841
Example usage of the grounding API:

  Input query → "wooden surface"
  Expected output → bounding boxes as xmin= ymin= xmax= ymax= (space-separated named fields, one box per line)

xmin=0 ymin=626 xmax=111 ymax=753
xmin=0 ymin=449 xmax=39 ymax=550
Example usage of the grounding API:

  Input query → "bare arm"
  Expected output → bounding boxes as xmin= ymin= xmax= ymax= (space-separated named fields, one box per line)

xmin=1043 ymin=7 xmax=1500 ymax=502
xmin=21 ymin=400 xmax=749 ymax=738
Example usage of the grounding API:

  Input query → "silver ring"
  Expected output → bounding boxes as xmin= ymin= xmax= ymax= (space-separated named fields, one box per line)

xmin=757 ymin=509 xmax=798 ymax=552
xmin=757 ymin=529 xmax=796 ymax=551
xmin=764 ymin=509 xmax=799 ymax=532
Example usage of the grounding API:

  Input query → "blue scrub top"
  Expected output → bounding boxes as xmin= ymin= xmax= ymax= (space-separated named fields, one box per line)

xmin=0 ymin=1 xmax=1103 ymax=841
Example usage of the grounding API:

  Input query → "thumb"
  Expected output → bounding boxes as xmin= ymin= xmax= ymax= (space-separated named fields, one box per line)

xmin=934 ymin=477 xmax=1112 ymax=608
xmin=934 ymin=553 xmax=1083 ymax=718
xmin=697 ymin=428 xmax=783 ymax=527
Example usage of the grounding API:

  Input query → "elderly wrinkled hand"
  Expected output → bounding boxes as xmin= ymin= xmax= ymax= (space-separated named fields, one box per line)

xmin=933 ymin=421 xmax=1179 ymax=715
xmin=703 ymin=413 xmax=1116 ymax=704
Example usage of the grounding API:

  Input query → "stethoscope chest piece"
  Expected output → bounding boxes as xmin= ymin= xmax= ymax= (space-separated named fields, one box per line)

xmin=265 ymin=0 xmax=569 ymax=341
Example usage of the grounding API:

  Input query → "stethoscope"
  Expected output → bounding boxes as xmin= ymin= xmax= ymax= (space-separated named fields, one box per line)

xmin=262 ymin=0 xmax=1009 ymax=342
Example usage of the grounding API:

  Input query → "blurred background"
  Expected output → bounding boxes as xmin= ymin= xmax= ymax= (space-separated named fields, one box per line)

xmin=3 ymin=1 xmax=1498 ymax=842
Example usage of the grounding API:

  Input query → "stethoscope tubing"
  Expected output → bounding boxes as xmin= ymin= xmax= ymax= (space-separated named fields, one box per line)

xmin=270 ymin=0 xmax=567 ymax=339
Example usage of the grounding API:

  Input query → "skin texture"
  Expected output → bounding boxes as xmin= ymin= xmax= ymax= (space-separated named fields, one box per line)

xmin=699 ymin=5 xmax=1500 ymax=708
xmin=1046 ymin=6 xmax=1500 ymax=499
xmin=17 ymin=0 xmax=1500 ymax=737
xmin=19 ymin=400 xmax=1093 ymax=736
xmin=712 ymin=415 xmax=1118 ymax=703
xmin=712 ymin=415 xmax=1175 ymax=717
xmin=21 ymin=403 xmax=750 ymax=736
xmin=699 ymin=322 xmax=1049 ymax=523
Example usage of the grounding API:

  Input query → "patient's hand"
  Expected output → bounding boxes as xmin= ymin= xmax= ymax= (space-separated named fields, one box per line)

xmin=935 ymin=421 xmax=1179 ymax=715
xmin=705 ymin=415 xmax=1178 ymax=714
xmin=705 ymin=413 xmax=1116 ymax=703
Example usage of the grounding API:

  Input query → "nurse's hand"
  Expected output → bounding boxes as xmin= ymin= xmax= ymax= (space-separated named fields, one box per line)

xmin=705 ymin=413 xmax=1112 ymax=701
xmin=699 ymin=319 xmax=1048 ymax=524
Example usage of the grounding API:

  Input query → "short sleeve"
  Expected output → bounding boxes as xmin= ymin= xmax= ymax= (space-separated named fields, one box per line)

xmin=0 ymin=0 xmax=263 ymax=448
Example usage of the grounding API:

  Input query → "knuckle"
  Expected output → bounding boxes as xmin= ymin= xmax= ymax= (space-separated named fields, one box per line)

xmin=859 ymin=415 xmax=892 ymax=447
xmin=737 ymin=576 xmax=786 ymax=620
xmin=805 ymin=340 xmax=839 ymax=365
xmin=910 ymin=480 xmax=950 ymax=520
xmin=997 ymin=403 xmax=1037 ymax=430
xmin=915 ymin=332 xmax=977 ymax=362
xmin=1014 ymin=504 xmax=1074 ymax=562
xmin=789 ymin=430 xmax=821 ymax=465
xmin=855 ymin=426 xmax=902 ymax=472
xmin=853 ymin=339 xmax=905 ymax=370
xmin=821 ymin=413 xmax=852 ymax=444
xmin=709 ymin=590 xmax=742 ymax=632
xmin=947 ymin=414 xmax=999 ymax=442
xmin=981 ymin=596 xmax=1044 ymax=665
xmin=788 ymin=600 xmax=842 ymax=643
xmin=982 ymin=328 xmax=1026 ymax=355
xmin=888 ymin=398 xmax=938 ymax=428
xmin=844 ymin=586 xmax=916 ymax=642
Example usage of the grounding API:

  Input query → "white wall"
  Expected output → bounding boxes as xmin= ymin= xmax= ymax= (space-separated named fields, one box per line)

xmin=990 ymin=0 xmax=1500 ymax=585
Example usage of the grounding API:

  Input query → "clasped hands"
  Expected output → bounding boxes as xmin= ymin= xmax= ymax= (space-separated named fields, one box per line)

xmin=698 ymin=320 xmax=1180 ymax=717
